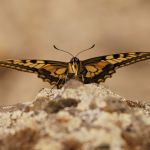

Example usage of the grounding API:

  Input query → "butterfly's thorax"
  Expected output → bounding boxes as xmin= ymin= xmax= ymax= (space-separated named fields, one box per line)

xmin=68 ymin=57 xmax=82 ymax=79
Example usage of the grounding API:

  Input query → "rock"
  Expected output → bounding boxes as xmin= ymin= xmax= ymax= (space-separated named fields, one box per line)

xmin=0 ymin=80 xmax=150 ymax=150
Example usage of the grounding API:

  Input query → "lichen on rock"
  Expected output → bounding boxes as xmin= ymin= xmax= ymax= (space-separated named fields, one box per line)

xmin=0 ymin=80 xmax=149 ymax=150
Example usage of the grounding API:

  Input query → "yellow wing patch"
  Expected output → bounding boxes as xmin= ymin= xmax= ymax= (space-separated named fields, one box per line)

xmin=96 ymin=61 xmax=109 ymax=68
xmin=55 ymin=68 xmax=67 ymax=75
xmin=85 ymin=65 xmax=97 ymax=72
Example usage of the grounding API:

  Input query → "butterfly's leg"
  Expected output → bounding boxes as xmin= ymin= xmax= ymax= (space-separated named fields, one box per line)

xmin=82 ymin=75 xmax=85 ymax=82
xmin=65 ymin=72 xmax=69 ymax=83
xmin=41 ymin=78 xmax=61 ymax=98
xmin=50 ymin=84 xmax=56 ymax=90
xmin=47 ymin=72 xmax=68 ymax=97
xmin=50 ymin=78 xmax=61 ymax=92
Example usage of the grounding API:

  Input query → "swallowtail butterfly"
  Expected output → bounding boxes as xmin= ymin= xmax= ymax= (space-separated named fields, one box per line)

xmin=0 ymin=45 xmax=150 ymax=88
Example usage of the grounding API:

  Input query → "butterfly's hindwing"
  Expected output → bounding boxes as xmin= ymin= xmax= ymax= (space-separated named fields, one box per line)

xmin=82 ymin=52 xmax=150 ymax=83
xmin=0 ymin=59 xmax=68 ymax=88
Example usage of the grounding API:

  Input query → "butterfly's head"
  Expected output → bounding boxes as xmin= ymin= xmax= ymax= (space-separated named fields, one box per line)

xmin=70 ymin=57 xmax=80 ymax=64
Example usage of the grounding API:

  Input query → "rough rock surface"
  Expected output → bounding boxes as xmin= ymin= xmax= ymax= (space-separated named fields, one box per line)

xmin=0 ymin=80 xmax=150 ymax=150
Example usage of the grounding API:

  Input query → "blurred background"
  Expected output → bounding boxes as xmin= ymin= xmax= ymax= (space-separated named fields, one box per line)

xmin=0 ymin=0 xmax=150 ymax=105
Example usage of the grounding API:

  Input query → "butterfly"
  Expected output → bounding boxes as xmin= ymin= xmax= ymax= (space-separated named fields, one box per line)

xmin=0 ymin=44 xmax=150 ymax=88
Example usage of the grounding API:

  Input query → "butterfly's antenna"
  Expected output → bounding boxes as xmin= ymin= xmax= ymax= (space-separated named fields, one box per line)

xmin=75 ymin=44 xmax=95 ymax=57
xmin=53 ymin=45 xmax=74 ymax=57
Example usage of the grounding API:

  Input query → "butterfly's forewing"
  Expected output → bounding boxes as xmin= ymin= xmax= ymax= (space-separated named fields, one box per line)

xmin=0 ymin=59 xmax=68 ymax=88
xmin=82 ymin=52 xmax=150 ymax=83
